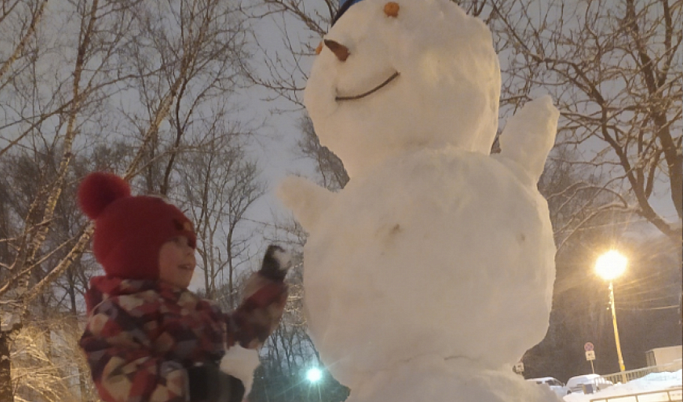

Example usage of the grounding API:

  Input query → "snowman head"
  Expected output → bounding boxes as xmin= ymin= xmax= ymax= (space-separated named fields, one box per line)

xmin=304 ymin=0 xmax=501 ymax=178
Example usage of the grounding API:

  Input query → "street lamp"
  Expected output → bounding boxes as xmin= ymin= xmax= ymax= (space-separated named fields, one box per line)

xmin=306 ymin=367 xmax=323 ymax=402
xmin=595 ymin=250 xmax=628 ymax=382
xmin=306 ymin=367 xmax=323 ymax=383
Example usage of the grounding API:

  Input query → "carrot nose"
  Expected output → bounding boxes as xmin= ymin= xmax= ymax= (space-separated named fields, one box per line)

xmin=324 ymin=39 xmax=350 ymax=62
xmin=384 ymin=2 xmax=399 ymax=17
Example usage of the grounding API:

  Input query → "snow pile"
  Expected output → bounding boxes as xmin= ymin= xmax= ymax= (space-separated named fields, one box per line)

xmin=633 ymin=369 xmax=683 ymax=385
xmin=564 ymin=370 xmax=682 ymax=402
xmin=278 ymin=0 xmax=560 ymax=400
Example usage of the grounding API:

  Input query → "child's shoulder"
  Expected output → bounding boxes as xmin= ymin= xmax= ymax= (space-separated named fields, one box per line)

xmin=86 ymin=277 xmax=164 ymax=314
xmin=87 ymin=276 xmax=223 ymax=319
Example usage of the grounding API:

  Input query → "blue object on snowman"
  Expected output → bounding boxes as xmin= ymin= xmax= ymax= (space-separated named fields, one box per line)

xmin=333 ymin=0 xmax=364 ymax=25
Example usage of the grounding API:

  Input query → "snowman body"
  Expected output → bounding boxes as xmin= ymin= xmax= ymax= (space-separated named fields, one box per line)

xmin=279 ymin=0 xmax=560 ymax=400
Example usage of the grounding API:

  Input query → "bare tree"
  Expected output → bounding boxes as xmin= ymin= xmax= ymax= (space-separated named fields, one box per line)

xmin=0 ymin=0 xmax=254 ymax=400
xmin=115 ymin=0 xmax=263 ymax=303
xmin=488 ymin=0 xmax=682 ymax=242
xmin=0 ymin=0 xmax=143 ymax=398
xmin=120 ymin=0 xmax=251 ymax=195
xmin=11 ymin=315 xmax=97 ymax=402
xmin=177 ymin=120 xmax=265 ymax=301
xmin=239 ymin=0 xmax=333 ymax=108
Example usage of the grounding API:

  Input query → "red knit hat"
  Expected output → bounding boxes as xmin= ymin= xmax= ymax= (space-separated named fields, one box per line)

xmin=78 ymin=172 xmax=196 ymax=280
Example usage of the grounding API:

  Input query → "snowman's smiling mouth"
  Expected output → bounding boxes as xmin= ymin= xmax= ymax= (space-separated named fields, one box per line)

xmin=335 ymin=71 xmax=400 ymax=102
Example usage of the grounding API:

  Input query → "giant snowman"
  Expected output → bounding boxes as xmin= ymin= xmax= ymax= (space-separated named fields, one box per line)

xmin=278 ymin=0 xmax=560 ymax=400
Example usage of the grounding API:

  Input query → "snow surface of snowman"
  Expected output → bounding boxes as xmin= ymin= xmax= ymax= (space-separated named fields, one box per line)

xmin=279 ymin=0 xmax=561 ymax=400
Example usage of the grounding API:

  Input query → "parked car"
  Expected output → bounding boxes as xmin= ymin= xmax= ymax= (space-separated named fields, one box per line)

xmin=566 ymin=374 xmax=614 ymax=394
xmin=526 ymin=377 xmax=570 ymax=397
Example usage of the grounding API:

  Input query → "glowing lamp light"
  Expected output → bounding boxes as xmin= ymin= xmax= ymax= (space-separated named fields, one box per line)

xmin=595 ymin=250 xmax=627 ymax=281
xmin=594 ymin=249 xmax=628 ymax=378
xmin=306 ymin=367 xmax=323 ymax=383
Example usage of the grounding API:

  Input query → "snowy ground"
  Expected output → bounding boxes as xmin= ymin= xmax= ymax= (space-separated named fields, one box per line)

xmin=563 ymin=370 xmax=682 ymax=402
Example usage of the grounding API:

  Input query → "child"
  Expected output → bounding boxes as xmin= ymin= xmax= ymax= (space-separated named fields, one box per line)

xmin=77 ymin=172 xmax=289 ymax=402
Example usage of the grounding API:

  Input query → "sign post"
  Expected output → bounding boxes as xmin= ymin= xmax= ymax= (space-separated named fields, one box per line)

xmin=585 ymin=342 xmax=596 ymax=374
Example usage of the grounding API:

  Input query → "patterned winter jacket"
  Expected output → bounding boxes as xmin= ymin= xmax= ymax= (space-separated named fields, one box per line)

xmin=80 ymin=276 xmax=286 ymax=402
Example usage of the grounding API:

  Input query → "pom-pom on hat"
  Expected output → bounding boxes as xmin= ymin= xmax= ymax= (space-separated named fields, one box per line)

xmin=78 ymin=172 xmax=196 ymax=280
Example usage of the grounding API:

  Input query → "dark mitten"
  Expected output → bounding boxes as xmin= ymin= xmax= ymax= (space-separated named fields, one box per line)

xmin=229 ymin=245 xmax=291 ymax=349
xmin=188 ymin=365 xmax=245 ymax=402
xmin=259 ymin=245 xmax=291 ymax=282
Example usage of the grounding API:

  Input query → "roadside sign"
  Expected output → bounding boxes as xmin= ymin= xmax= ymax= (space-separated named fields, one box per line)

xmin=515 ymin=362 xmax=524 ymax=373
xmin=586 ymin=350 xmax=596 ymax=361
xmin=584 ymin=342 xmax=594 ymax=351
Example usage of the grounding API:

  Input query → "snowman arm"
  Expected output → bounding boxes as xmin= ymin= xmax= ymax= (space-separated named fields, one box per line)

xmin=498 ymin=95 xmax=559 ymax=183
xmin=277 ymin=175 xmax=335 ymax=230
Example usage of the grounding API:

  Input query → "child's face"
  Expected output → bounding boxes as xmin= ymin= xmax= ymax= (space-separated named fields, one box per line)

xmin=158 ymin=236 xmax=196 ymax=289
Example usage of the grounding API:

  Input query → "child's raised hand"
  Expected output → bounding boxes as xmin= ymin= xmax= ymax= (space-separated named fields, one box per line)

xmin=242 ymin=245 xmax=290 ymax=306
xmin=258 ymin=245 xmax=291 ymax=282
xmin=229 ymin=245 xmax=291 ymax=350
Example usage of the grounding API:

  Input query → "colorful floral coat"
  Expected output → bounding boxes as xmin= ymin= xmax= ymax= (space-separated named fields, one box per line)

xmin=80 ymin=276 xmax=286 ymax=402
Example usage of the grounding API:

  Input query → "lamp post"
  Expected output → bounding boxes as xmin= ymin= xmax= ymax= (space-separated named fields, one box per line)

xmin=306 ymin=367 xmax=322 ymax=383
xmin=595 ymin=250 xmax=628 ymax=383
xmin=306 ymin=367 xmax=323 ymax=402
